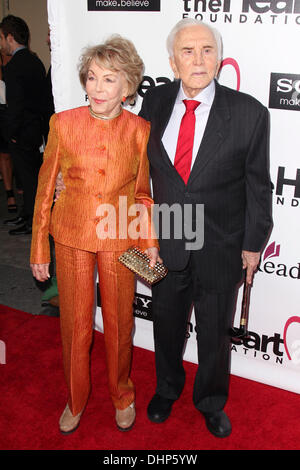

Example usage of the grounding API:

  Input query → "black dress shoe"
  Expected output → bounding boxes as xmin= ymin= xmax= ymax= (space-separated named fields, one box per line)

xmin=202 ymin=410 xmax=232 ymax=438
xmin=9 ymin=223 xmax=32 ymax=235
xmin=3 ymin=216 xmax=25 ymax=226
xmin=147 ymin=394 xmax=175 ymax=423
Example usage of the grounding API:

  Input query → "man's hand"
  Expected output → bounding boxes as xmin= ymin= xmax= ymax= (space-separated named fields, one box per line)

xmin=144 ymin=247 xmax=162 ymax=268
xmin=30 ymin=263 xmax=50 ymax=282
xmin=242 ymin=250 xmax=261 ymax=285
xmin=54 ymin=171 xmax=66 ymax=202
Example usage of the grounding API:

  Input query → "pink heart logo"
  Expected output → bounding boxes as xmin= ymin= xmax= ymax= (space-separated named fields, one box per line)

xmin=219 ymin=58 xmax=241 ymax=91
xmin=283 ymin=316 xmax=300 ymax=361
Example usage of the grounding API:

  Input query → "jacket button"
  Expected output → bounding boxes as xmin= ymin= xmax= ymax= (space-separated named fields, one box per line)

xmin=96 ymin=193 xmax=102 ymax=199
xmin=97 ymin=169 xmax=105 ymax=175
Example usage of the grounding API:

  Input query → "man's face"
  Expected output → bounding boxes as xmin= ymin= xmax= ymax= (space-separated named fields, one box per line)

xmin=170 ymin=25 xmax=221 ymax=98
xmin=0 ymin=31 xmax=12 ymax=55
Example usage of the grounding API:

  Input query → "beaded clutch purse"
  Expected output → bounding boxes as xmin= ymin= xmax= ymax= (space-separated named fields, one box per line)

xmin=118 ymin=246 xmax=168 ymax=285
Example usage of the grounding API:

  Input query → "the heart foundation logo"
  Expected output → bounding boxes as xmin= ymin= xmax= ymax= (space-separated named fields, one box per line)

xmin=283 ymin=316 xmax=300 ymax=364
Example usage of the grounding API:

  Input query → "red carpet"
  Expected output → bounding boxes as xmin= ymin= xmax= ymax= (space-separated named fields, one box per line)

xmin=0 ymin=303 xmax=299 ymax=451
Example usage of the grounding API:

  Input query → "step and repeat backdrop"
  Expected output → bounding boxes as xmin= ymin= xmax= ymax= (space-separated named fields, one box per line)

xmin=48 ymin=0 xmax=300 ymax=393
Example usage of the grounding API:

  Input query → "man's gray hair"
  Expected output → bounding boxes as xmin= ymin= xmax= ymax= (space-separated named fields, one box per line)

xmin=166 ymin=19 xmax=223 ymax=60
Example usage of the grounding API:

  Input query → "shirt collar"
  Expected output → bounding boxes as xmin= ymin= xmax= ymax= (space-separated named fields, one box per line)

xmin=176 ymin=79 xmax=215 ymax=106
xmin=12 ymin=46 xmax=27 ymax=56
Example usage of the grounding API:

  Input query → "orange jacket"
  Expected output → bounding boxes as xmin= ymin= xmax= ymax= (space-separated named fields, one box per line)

xmin=30 ymin=106 xmax=158 ymax=264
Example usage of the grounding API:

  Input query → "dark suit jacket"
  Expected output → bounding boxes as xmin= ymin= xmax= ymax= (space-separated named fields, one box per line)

xmin=140 ymin=79 xmax=273 ymax=292
xmin=2 ymin=47 xmax=46 ymax=150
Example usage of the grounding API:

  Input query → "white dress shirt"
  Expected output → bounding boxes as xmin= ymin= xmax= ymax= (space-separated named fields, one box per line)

xmin=162 ymin=80 xmax=215 ymax=169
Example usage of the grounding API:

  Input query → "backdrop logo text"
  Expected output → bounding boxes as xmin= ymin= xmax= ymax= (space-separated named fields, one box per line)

xmin=181 ymin=0 xmax=300 ymax=25
xmin=275 ymin=166 xmax=300 ymax=207
xmin=87 ymin=0 xmax=160 ymax=11
xmin=269 ymin=73 xmax=300 ymax=111
xmin=258 ymin=241 xmax=300 ymax=280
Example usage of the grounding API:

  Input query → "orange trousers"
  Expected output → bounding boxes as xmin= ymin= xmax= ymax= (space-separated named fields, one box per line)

xmin=55 ymin=242 xmax=135 ymax=416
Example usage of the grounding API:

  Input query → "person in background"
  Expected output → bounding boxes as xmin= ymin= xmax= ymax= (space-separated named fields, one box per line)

xmin=30 ymin=35 xmax=159 ymax=434
xmin=43 ymin=27 xmax=55 ymax=143
xmin=0 ymin=49 xmax=17 ymax=213
xmin=0 ymin=15 xmax=46 ymax=235
xmin=139 ymin=19 xmax=272 ymax=438
xmin=38 ymin=26 xmax=58 ymax=313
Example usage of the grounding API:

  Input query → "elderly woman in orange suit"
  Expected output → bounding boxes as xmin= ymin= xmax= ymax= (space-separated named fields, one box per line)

xmin=30 ymin=36 xmax=159 ymax=434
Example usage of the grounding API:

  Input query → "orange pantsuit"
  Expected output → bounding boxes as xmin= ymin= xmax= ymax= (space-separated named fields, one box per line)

xmin=30 ymin=107 xmax=158 ymax=415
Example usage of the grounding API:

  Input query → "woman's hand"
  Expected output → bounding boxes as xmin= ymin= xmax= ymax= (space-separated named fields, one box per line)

xmin=30 ymin=263 xmax=50 ymax=282
xmin=144 ymin=247 xmax=163 ymax=268
xmin=54 ymin=171 xmax=66 ymax=202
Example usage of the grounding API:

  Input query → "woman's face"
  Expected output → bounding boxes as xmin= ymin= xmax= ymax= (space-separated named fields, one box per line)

xmin=86 ymin=59 xmax=128 ymax=118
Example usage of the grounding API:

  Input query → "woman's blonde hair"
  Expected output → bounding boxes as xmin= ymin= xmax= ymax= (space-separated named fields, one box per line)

xmin=78 ymin=35 xmax=144 ymax=103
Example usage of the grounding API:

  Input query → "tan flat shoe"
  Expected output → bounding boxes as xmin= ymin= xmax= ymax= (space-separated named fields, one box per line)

xmin=115 ymin=402 xmax=136 ymax=432
xmin=59 ymin=404 xmax=82 ymax=435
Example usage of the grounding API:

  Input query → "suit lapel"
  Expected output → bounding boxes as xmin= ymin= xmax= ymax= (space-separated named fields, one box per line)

xmin=156 ymin=81 xmax=186 ymax=185
xmin=158 ymin=80 xmax=180 ymax=139
xmin=188 ymin=80 xmax=231 ymax=185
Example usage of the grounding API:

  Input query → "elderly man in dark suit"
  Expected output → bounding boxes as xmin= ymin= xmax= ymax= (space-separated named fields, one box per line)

xmin=0 ymin=15 xmax=46 ymax=235
xmin=139 ymin=19 xmax=272 ymax=437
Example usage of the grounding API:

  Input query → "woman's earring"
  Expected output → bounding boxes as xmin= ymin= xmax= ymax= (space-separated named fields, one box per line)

xmin=122 ymin=96 xmax=126 ymax=103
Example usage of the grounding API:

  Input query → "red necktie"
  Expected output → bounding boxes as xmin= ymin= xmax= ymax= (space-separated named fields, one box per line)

xmin=174 ymin=99 xmax=200 ymax=184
